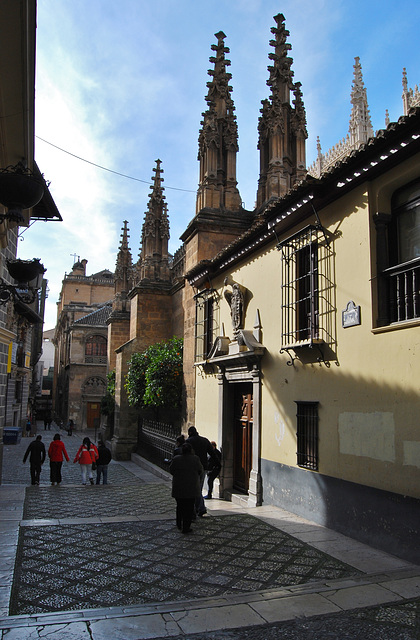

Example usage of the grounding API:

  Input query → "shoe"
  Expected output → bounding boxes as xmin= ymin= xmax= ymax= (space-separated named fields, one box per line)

xmin=198 ymin=510 xmax=207 ymax=517
xmin=204 ymin=495 xmax=212 ymax=499
xmin=82 ymin=482 xmax=86 ymax=485
xmin=51 ymin=482 xmax=55 ymax=486
xmin=89 ymin=478 xmax=94 ymax=485
xmin=182 ymin=528 xmax=193 ymax=534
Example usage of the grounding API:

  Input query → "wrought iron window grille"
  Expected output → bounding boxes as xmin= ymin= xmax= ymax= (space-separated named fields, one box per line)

xmin=194 ymin=288 xmax=220 ymax=362
xmin=278 ymin=225 xmax=334 ymax=366
xmin=295 ymin=401 xmax=319 ymax=471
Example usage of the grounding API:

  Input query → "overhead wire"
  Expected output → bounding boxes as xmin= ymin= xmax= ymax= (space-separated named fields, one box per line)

xmin=35 ymin=136 xmax=196 ymax=193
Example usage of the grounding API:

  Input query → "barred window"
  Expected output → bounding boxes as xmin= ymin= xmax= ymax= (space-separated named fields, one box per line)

xmin=278 ymin=225 xmax=334 ymax=350
xmin=382 ymin=181 xmax=420 ymax=323
xmin=295 ymin=401 xmax=319 ymax=471
xmin=194 ymin=289 xmax=219 ymax=361
xmin=85 ymin=335 xmax=107 ymax=364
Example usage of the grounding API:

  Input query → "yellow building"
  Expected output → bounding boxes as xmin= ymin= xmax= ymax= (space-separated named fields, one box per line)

xmin=184 ymin=16 xmax=419 ymax=562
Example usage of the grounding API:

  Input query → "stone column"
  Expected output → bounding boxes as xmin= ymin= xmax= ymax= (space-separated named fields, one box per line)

xmin=248 ymin=364 xmax=262 ymax=506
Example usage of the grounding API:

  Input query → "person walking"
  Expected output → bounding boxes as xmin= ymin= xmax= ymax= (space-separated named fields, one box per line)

xmin=173 ymin=434 xmax=185 ymax=457
xmin=25 ymin=418 xmax=32 ymax=437
xmin=96 ymin=440 xmax=112 ymax=484
xmin=169 ymin=442 xmax=203 ymax=534
xmin=204 ymin=440 xmax=221 ymax=499
xmin=73 ymin=437 xmax=98 ymax=485
xmin=186 ymin=426 xmax=218 ymax=516
xmin=23 ymin=435 xmax=46 ymax=485
xmin=48 ymin=433 xmax=69 ymax=486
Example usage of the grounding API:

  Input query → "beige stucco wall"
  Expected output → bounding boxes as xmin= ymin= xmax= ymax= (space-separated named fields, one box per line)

xmin=194 ymin=173 xmax=420 ymax=499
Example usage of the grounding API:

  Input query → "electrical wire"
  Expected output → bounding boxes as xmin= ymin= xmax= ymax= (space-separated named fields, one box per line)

xmin=35 ymin=136 xmax=196 ymax=193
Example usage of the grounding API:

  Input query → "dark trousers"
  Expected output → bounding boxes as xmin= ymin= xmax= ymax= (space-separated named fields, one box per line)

xmin=207 ymin=467 xmax=220 ymax=497
xmin=175 ymin=497 xmax=195 ymax=533
xmin=195 ymin=470 xmax=206 ymax=515
xmin=30 ymin=463 xmax=41 ymax=485
xmin=50 ymin=460 xmax=63 ymax=484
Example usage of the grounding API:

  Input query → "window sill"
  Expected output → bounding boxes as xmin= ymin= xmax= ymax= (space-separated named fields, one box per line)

xmin=372 ymin=318 xmax=420 ymax=334
xmin=281 ymin=338 xmax=324 ymax=350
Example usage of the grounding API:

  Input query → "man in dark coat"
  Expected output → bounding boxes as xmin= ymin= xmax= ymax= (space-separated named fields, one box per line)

xmin=186 ymin=426 xmax=218 ymax=516
xmin=23 ymin=435 xmax=46 ymax=485
xmin=96 ymin=441 xmax=112 ymax=485
xmin=205 ymin=441 xmax=222 ymax=499
xmin=169 ymin=442 xmax=203 ymax=534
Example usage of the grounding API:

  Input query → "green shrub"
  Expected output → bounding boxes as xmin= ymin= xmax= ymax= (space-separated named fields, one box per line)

xmin=125 ymin=337 xmax=183 ymax=409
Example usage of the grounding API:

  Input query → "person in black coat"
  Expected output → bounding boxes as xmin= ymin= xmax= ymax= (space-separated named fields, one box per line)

xmin=205 ymin=441 xmax=222 ymax=499
xmin=169 ymin=442 xmax=203 ymax=534
xmin=96 ymin=441 xmax=112 ymax=484
xmin=23 ymin=435 xmax=46 ymax=485
xmin=186 ymin=426 xmax=218 ymax=516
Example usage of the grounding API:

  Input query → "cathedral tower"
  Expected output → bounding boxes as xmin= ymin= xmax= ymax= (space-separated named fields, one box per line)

xmin=196 ymin=31 xmax=242 ymax=214
xmin=136 ymin=159 xmax=170 ymax=283
xmin=256 ymin=14 xmax=307 ymax=208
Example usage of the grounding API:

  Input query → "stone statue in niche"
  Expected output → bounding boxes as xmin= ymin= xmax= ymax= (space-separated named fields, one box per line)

xmin=224 ymin=278 xmax=245 ymax=339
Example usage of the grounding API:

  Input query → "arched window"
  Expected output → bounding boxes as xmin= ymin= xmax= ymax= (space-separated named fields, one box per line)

xmin=85 ymin=335 xmax=107 ymax=364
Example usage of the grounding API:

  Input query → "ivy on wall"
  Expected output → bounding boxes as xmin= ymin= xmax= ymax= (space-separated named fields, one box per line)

xmin=125 ymin=337 xmax=183 ymax=409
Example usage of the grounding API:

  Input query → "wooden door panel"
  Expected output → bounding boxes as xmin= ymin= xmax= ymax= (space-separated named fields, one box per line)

xmin=233 ymin=385 xmax=253 ymax=493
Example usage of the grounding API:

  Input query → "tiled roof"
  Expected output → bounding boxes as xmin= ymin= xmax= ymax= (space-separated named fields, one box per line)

xmin=74 ymin=304 xmax=112 ymax=327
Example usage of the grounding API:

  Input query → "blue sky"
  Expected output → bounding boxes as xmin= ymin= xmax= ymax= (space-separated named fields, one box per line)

xmin=17 ymin=0 xmax=420 ymax=329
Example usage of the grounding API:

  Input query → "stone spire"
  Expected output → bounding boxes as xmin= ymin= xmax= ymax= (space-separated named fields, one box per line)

xmin=402 ymin=67 xmax=420 ymax=115
xmin=256 ymin=13 xmax=307 ymax=209
xmin=113 ymin=220 xmax=134 ymax=313
xmin=349 ymin=56 xmax=373 ymax=146
xmin=196 ymin=31 xmax=242 ymax=214
xmin=307 ymin=57 xmax=373 ymax=179
xmin=136 ymin=159 xmax=170 ymax=283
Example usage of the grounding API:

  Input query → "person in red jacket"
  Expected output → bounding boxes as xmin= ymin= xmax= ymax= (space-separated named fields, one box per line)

xmin=73 ymin=437 xmax=98 ymax=485
xmin=48 ymin=433 xmax=69 ymax=486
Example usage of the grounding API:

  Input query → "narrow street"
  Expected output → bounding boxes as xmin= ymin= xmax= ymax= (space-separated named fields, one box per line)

xmin=0 ymin=426 xmax=419 ymax=639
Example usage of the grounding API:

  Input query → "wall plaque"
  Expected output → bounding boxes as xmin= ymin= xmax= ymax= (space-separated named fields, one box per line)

xmin=342 ymin=301 xmax=361 ymax=328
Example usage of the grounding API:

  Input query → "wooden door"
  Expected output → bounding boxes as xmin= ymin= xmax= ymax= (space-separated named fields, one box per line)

xmin=233 ymin=384 xmax=253 ymax=493
xmin=86 ymin=402 xmax=101 ymax=430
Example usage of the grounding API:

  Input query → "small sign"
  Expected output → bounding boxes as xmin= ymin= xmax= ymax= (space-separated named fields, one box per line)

xmin=342 ymin=301 xmax=361 ymax=328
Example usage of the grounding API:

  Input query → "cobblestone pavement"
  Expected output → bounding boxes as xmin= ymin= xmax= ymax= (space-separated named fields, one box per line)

xmin=23 ymin=484 xmax=172 ymax=519
xmin=1 ymin=428 xmax=420 ymax=639
xmin=11 ymin=514 xmax=361 ymax=615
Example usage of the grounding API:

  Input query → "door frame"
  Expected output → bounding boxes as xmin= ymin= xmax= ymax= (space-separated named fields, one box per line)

xmin=215 ymin=356 xmax=263 ymax=507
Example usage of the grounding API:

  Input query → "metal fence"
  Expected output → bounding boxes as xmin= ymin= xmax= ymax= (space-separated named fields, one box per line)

xmin=137 ymin=418 xmax=179 ymax=469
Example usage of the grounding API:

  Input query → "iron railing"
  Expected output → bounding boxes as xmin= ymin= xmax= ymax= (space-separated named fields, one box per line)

xmin=138 ymin=418 xmax=179 ymax=469
xmin=383 ymin=256 xmax=420 ymax=323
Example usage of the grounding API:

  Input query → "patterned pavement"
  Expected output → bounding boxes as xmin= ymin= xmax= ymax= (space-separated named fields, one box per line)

xmin=2 ymin=428 xmax=420 ymax=638
xmin=11 ymin=513 xmax=361 ymax=615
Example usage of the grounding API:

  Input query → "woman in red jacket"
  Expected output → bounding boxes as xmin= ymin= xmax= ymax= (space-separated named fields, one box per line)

xmin=73 ymin=437 xmax=98 ymax=485
xmin=48 ymin=433 xmax=69 ymax=486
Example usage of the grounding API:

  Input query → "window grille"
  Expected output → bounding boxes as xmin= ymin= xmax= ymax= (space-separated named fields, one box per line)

xmin=278 ymin=225 xmax=334 ymax=349
xmin=295 ymin=401 xmax=319 ymax=470
xmin=194 ymin=289 xmax=219 ymax=361
xmin=382 ymin=182 xmax=420 ymax=323
xmin=85 ymin=336 xmax=107 ymax=364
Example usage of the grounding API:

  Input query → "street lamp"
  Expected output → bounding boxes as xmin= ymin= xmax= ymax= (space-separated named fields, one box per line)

xmin=0 ymin=162 xmax=44 ymax=225
xmin=0 ymin=258 xmax=46 ymax=305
